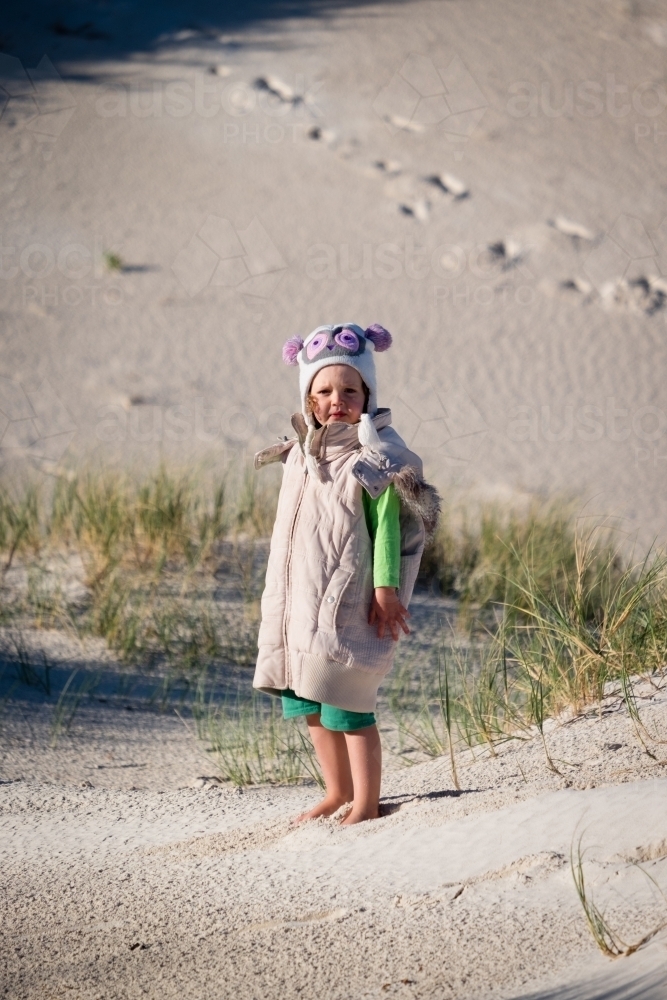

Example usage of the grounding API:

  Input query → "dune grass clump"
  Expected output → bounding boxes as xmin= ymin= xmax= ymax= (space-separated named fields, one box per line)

xmin=392 ymin=515 xmax=667 ymax=768
xmin=193 ymin=688 xmax=323 ymax=787
xmin=0 ymin=464 xmax=280 ymax=677
xmin=102 ymin=250 xmax=123 ymax=271
xmin=420 ymin=497 xmax=626 ymax=618
xmin=0 ymin=484 xmax=41 ymax=571
xmin=48 ymin=465 xmax=230 ymax=582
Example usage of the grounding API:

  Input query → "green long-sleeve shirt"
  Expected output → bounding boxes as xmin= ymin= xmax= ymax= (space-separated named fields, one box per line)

xmin=361 ymin=483 xmax=401 ymax=589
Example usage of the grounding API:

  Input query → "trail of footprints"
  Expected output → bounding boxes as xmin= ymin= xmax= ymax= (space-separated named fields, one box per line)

xmin=242 ymin=71 xmax=666 ymax=317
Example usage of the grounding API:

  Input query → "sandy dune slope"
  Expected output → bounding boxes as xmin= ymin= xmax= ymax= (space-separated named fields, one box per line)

xmin=1 ymin=0 xmax=667 ymax=552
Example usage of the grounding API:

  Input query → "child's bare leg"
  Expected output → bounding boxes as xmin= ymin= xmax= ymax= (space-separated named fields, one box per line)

xmin=294 ymin=715 xmax=354 ymax=823
xmin=340 ymin=724 xmax=382 ymax=825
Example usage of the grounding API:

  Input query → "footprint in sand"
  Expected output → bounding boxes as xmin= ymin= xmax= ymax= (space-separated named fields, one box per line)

xmin=425 ymin=172 xmax=470 ymax=200
xmin=600 ymin=275 xmax=667 ymax=314
xmin=488 ymin=238 xmax=524 ymax=270
xmin=307 ymin=125 xmax=337 ymax=144
xmin=399 ymin=198 xmax=430 ymax=222
xmin=549 ymin=215 xmax=596 ymax=244
xmin=560 ymin=277 xmax=594 ymax=302
xmin=253 ymin=74 xmax=301 ymax=105
xmin=561 ymin=274 xmax=667 ymax=314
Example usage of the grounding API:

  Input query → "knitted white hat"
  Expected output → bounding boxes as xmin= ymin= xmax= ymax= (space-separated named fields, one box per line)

xmin=282 ymin=322 xmax=393 ymax=478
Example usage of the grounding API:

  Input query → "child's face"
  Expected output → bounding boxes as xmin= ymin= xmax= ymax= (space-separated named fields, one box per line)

xmin=308 ymin=365 xmax=366 ymax=426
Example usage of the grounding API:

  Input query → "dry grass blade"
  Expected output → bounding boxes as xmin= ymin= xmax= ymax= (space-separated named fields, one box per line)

xmin=437 ymin=649 xmax=460 ymax=790
xmin=9 ymin=632 xmax=52 ymax=694
xmin=571 ymin=836 xmax=631 ymax=958
xmin=571 ymin=835 xmax=667 ymax=958
xmin=619 ymin=669 xmax=666 ymax=757
xmin=527 ymin=669 xmax=562 ymax=775
xmin=49 ymin=668 xmax=101 ymax=747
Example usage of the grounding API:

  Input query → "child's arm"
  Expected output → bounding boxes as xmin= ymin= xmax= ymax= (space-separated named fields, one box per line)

xmin=362 ymin=484 xmax=411 ymax=641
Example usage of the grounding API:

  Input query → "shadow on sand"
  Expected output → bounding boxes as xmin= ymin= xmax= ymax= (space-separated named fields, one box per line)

xmin=509 ymin=952 xmax=667 ymax=1000
xmin=2 ymin=0 xmax=403 ymax=72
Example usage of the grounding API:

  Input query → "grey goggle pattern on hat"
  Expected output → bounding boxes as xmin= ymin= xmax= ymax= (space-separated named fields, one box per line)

xmin=302 ymin=325 xmax=367 ymax=365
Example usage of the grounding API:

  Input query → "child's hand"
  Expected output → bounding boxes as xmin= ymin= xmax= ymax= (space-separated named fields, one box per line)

xmin=368 ymin=587 xmax=411 ymax=641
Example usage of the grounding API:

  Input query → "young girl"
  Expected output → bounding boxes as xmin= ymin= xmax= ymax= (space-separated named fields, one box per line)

xmin=253 ymin=323 xmax=440 ymax=825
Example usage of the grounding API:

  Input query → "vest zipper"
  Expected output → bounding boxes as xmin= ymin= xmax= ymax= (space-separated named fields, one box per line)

xmin=283 ymin=466 xmax=308 ymax=690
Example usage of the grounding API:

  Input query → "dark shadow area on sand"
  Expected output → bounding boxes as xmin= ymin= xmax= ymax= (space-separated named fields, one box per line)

xmin=507 ymin=957 xmax=667 ymax=1000
xmin=1 ymin=0 xmax=404 ymax=72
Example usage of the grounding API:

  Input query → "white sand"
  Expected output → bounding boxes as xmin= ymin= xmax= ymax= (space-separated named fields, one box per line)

xmin=3 ymin=1 xmax=667 ymax=995
xmin=2 ymin=645 xmax=667 ymax=999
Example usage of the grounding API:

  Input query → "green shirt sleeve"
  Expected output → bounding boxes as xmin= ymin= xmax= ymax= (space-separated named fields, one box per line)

xmin=361 ymin=483 xmax=401 ymax=589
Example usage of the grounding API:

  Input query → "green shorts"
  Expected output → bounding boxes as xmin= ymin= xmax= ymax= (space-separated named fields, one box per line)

xmin=281 ymin=688 xmax=376 ymax=732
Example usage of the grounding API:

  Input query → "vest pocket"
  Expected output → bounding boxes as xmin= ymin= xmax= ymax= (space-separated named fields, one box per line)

xmin=318 ymin=567 xmax=354 ymax=633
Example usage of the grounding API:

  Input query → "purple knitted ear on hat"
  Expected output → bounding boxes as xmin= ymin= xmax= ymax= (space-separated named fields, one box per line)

xmin=282 ymin=336 xmax=304 ymax=365
xmin=364 ymin=324 xmax=392 ymax=352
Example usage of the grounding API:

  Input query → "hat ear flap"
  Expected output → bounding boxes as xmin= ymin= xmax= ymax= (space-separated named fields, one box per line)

xmin=282 ymin=336 xmax=304 ymax=365
xmin=364 ymin=324 xmax=392 ymax=352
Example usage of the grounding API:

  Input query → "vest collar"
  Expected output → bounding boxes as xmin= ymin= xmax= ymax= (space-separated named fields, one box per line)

xmin=290 ymin=408 xmax=393 ymax=462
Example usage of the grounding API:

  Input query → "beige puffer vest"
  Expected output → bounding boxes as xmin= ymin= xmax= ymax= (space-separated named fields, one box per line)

xmin=252 ymin=409 xmax=441 ymax=713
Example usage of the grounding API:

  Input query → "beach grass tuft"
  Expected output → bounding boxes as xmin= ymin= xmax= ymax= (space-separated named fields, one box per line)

xmin=1 ymin=464 xmax=279 ymax=682
xmin=391 ymin=509 xmax=667 ymax=767
xmin=194 ymin=688 xmax=324 ymax=787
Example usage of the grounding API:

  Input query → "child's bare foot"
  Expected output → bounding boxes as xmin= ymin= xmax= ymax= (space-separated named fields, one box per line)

xmin=339 ymin=806 xmax=380 ymax=826
xmin=293 ymin=794 xmax=351 ymax=825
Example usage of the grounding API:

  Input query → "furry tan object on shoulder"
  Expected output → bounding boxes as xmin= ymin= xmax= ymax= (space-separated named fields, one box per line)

xmin=392 ymin=466 xmax=442 ymax=542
